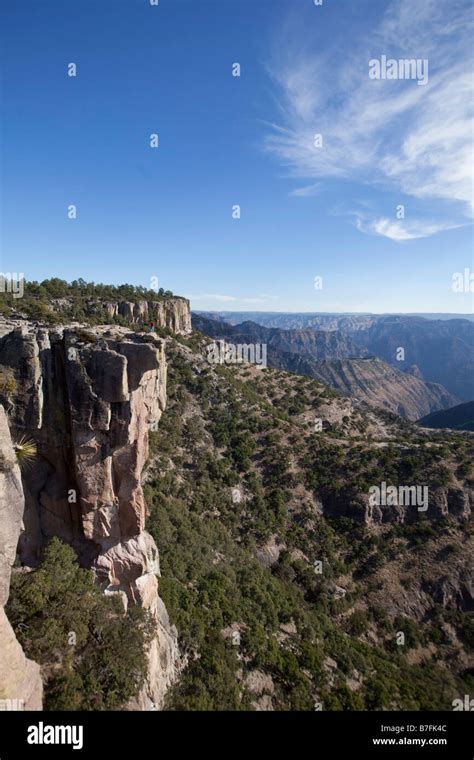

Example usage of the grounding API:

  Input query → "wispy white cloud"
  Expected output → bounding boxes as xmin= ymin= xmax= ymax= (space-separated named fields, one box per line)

xmin=289 ymin=182 xmax=321 ymax=197
xmin=264 ymin=0 xmax=473 ymax=239
xmin=355 ymin=215 xmax=466 ymax=241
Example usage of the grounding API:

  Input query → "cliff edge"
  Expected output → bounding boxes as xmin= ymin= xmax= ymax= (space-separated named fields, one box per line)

xmin=0 ymin=323 xmax=180 ymax=709
xmin=0 ymin=406 xmax=43 ymax=709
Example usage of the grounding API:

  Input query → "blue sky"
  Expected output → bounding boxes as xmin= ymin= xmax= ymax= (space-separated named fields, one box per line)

xmin=1 ymin=0 xmax=473 ymax=313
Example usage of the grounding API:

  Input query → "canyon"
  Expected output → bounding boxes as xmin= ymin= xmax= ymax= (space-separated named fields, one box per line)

xmin=0 ymin=295 xmax=473 ymax=712
xmin=191 ymin=315 xmax=461 ymax=420
xmin=195 ymin=312 xmax=474 ymax=401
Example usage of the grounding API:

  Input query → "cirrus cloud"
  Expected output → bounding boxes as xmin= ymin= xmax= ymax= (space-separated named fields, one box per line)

xmin=264 ymin=0 xmax=473 ymax=240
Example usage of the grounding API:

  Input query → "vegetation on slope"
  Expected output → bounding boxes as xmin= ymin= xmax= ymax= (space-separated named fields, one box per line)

xmin=6 ymin=539 xmax=153 ymax=710
xmin=0 ymin=278 xmax=176 ymax=325
xmin=144 ymin=335 xmax=474 ymax=711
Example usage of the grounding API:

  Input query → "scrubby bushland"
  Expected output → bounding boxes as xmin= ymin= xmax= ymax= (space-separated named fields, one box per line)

xmin=0 ymin=277 xmax=175 ymax=324
xmin=6 ymin=538 xmax=153 ymax=710
xmin=143 ymin=336 xmax=473 ymax=711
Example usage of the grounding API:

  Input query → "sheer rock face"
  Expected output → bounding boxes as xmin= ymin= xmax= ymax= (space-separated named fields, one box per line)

xmin=0 ymin=325 xmax=179 ymax=708
xmin=56 ymin=297 xmax=192 ymax=335
xmin=0 ymin=406 xmax=42 ymax=709
xmin=116 ymin=298 xmax=192 ymax=334
xmin=0 ymin=408 xmax=24 ymax=606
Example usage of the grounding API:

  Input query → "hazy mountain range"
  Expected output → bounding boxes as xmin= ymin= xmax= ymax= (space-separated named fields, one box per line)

xmin=194 ymin=312 xmax=474 ymax=406
xmin=192 ymin=313 xmax=474 ymax=420
xmin=418 ymin=401 xmax=474 ymax=432
xmin=196 ymin=312 xmax=474 ymax=327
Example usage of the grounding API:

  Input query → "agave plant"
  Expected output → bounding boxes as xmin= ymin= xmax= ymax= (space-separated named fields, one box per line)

xmin=13 ymin=435 xmax=37 ymax=469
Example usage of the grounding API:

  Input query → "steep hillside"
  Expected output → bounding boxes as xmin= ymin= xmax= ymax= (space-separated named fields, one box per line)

xmin=195 ymin=312 xmax=474 ymax=400
xmin=141 ymin=332 xmax=473 ymax=711
xmin=418 ymin=401 xmax=474 ymax=432
xmin=192 ymin=316 xmax=459 ymax=420
xmin=298 ymin=357 xmax=459 ymax=421
xmin=351 ymin=317 xmax=474 ymax=401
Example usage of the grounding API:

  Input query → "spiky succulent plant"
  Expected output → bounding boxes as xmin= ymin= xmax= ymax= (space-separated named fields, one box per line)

xmin=13 ymin=435 xmax=37 ymax=468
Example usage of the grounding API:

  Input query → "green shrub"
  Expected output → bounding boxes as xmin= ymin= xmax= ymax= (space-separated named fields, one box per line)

xmin=7 ymin=538 xmax=153 ymax=710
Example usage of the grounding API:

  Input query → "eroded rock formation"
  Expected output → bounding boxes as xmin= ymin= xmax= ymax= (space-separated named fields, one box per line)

xmin=0 ymin=323 xmax=179 ymax=708
xmin=115 ymin=299 xmax=192 ymax=334
xmin=0 ymin=406 xmax=42 ymax=709
xmin=56 ymin=297 xmax=192 ymax=334
xmin=318 ymin=485 xmax=472 ymax=526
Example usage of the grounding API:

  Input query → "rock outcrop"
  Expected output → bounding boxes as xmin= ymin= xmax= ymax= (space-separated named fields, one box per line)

xmin=116 ymin=299 xmax=191 ymax=334
xmin=0 ymin=323 xmax=179 ymax=708
xmin=318 ymin=485 xmax=472 ymax=527
xmin=0 ymin=406 xmax=42 ymax=709
xmin=55 ymin=297 xmax=192 ymax=335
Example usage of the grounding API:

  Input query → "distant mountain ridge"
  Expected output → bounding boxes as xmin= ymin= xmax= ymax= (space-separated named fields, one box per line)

xmin=194 ymin=312 xmax=474 ymax=400
xmin=195 ymin=311 xmax=474 ymax=326
xmin=418 ymin=401 xmax=474 ymax=432
xmin=191 ymin=315 xmax=460 ymax=420
xmin=197 ymin=317 xmax=368 ymax=360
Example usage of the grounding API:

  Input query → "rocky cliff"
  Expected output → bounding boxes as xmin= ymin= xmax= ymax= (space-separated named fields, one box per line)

xmin=117 ymin=298 xmax=191 ymax=334
xmin=0 ymin=322 xmax=179 ymax=709
xmin=0 ymin=406 xmax=42 ymax=709
xmin=56 ymin=297 xmax=192 ymax=335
